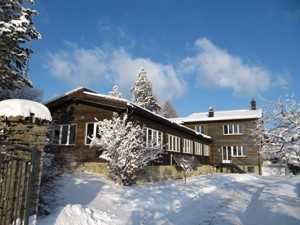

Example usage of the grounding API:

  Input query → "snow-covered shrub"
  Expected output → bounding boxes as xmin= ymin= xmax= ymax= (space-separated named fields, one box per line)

xmin=91 ymin=113 xmax=164 ymax=186
xmin=172 ymin=155 xmax=200 ymax=184
xmin=38 ymin=125 xmax=75 ymax=215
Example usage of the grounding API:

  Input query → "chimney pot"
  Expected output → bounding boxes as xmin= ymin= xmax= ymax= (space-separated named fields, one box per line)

xmin=208 ymin=107 xmax=214 ymax=117
xmin=251 ymin=98 xmax=256 ymax=110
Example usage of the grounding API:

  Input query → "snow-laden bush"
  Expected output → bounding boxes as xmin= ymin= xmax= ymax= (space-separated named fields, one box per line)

xmin=91 ymin=113 xmax=164 ymax=186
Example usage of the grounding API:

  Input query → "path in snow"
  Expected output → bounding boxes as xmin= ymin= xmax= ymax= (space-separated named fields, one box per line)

xmin=36 ymin=173 xmax=300 ymax=225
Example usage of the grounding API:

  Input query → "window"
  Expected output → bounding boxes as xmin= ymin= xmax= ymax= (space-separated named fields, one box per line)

xmin=224 ymin=124 xmax=244 ymax=135
xmin=223 ymin=145 xmax=247 ymax=157
xmin=167 ymin=134 xmax=180 ymax=152
xmin=53 ymin=124 xmax=76 ymax=145
xmin=183 ymin=139 xmax=193 ymax=154
xmin=146 ymin=128 xmax=163 ymax=148
xmin=195 ymin=125 xmax=205 ymax=134
xmin=204 ymin=144 xmax=210 ymax=156
xmin=247 ymin=166 xmax=255 ymax=173
xmin=194 ymin=142 xmax=202 ymax=155
xmin=85 ymin=123 xmax=100 ymax=145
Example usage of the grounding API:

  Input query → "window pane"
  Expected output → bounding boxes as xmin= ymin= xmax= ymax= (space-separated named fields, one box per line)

xmin=69 ymin=125 xmax=76 ymax=144
xmin=228 ymin=125 xmax=233 ymax=134
xmin=61 ymin=125 xmax=68 ymax=145
xmin=234 ymin=124 xmax=238 ymax=133
xmin=233 ymin=146 xmax=237 ymax=156
xmin=86 ymin=123 xmax=94 ymax=144
xmin=239 ymin=125 xmax=244 ymax=134
xmin=224 ymin=125 xmax=228 ymax=134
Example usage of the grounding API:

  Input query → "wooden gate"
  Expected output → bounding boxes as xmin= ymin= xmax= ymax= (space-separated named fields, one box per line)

xmin=0 ymin=143 xmax=38 ymax=225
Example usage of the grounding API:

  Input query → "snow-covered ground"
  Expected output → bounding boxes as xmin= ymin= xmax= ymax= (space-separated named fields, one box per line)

xmin=35 ymin=172 xmax=300 ymax=225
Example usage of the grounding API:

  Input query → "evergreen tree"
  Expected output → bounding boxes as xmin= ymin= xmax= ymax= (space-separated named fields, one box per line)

xmin=0 ymin=0 xmax=41 ymax=91
xmin=91 ymin=113 xmax=164 ymax=185
xmin=108 ymin=85 xmax=123 ymax=98
xmin=0 ymin=85 xmax=43 ymax=101
xmin=160 ymin=100 xmax=179 ymax=118
xmin=130 ymin=67 xmax=161 ymax=114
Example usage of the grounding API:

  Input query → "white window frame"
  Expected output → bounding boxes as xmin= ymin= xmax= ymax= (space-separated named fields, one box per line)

xmin=204 ymin=144 xmax=210 ymax=156
xmin=223 ymin=124 xmax=244 ymax=135
xmin=194 ymin=142 xmax=202 ymax=155
xmin=53 ymin=124 xmax=76 ymax=145
xmin=146 ymin=128 xmax=163 ymax=149
xmin=183 ymin=139 xmax=193 ymax=154
xmin=85 ymin=122 xmax=100 ymax=145
xmin=195 ymin=125 xmax=205 ymax=134
xmin=167 ymin=134 xmax=180 ymax=152
xmin=223 ymin=145 xmax=247 ymax=157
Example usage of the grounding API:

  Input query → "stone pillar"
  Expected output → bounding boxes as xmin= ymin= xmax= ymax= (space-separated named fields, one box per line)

xmin=0 ymin=99 xmax=52 ymax=222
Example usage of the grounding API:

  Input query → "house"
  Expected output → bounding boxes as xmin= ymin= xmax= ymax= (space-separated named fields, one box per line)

xmin=45 ymin=87 xmax=213 ymax=169
xmin=170 ymin=99 xmax=262 ymax=174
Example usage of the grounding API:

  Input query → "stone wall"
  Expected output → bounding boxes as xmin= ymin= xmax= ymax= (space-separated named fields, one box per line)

xmin=0 ymin=114 xmax=50 ymax=220
xmin=74 ymin=162 xmax=214 ymax=184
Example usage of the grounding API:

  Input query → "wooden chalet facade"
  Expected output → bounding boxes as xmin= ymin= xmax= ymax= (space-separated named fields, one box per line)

xmin=171 ymin=100 xmax=262 ymax=174
xmin=45 ymin=87 xmax=212 ymax=166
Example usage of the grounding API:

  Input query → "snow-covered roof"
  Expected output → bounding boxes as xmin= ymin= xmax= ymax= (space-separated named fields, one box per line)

xmin=44 ymin=87 xmax=93 ymax=105
xmin=0 ymin=99 xmax=52 ymax=121
xmin=171 ymin=109 xmax=262 ymax=123
xmin=45 ymin=87 xmax=212 ymax=140
xmin=83 ymin=91 xmax=129 ymax=104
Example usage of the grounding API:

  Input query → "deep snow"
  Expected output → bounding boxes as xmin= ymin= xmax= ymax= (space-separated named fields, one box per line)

xmin=35 ymin=172 xmax=300 ymax=225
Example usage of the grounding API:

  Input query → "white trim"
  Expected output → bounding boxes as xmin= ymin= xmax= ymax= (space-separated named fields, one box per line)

xmin=194 ymin=142 xmax=202 ymax=155
xmin=146 ymin=128 xmax=163 ymax=149
xmin=203 ymin=144 xmax=210 ymax=156
xmin=54 ymin=124 xmax=76 ymax=145
xmin=183 ymin=139 xmax=193 ymax=154
xmin=167 ymin=134 xmax=180 ymax=152
xmin=85 ymin=122 xmax=99 ymax=145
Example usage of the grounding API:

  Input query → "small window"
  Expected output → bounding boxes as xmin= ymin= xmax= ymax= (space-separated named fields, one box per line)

xmin=247 ymin=166 xmax=255 ymax=173
xmin=183 ymin=139 xmax=193 ymax=154
xmin=167 ymin=134 xmax=180 ymax=152
xmin=224 ymin=124 xmax=244 ymax=135
xmin=146 ymin=128 xmax=163 ymax=148
xmin=53 ymin=124 xmax=76 ymax=145
xmin=195 ymin=125 xmax=205 ymax=134
xmin=223 ymin=145 xmax=247 ymax=157
xmin=204 ymin=144 xmax=210 ymax=156
xmin=194 ymin=142 xmax=202 ymax=155
xmin=85 ymin=123 xmax=100 ymax=145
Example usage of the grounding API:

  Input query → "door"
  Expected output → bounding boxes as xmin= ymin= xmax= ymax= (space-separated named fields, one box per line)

xmin=222 ymin=146 xmax=232 ymax=163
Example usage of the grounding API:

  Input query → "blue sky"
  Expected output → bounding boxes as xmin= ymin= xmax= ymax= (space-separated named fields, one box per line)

xmin=28 ymin=0 xmax=300 ymax=116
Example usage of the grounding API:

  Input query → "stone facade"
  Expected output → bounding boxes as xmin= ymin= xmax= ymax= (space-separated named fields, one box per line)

xmin=74 ymin=162 xmax=214 ymax=184
xmin=0 ymin=112 xmax=50 ymax=222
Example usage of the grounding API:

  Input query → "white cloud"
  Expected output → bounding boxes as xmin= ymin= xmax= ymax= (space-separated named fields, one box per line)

xmin=46 ymin=43 xmax=109 ymax=88
xmin=180 ymin=37 xmax=272 ymax=95
xmin=45 ymin=43 xmax=186 ymax=101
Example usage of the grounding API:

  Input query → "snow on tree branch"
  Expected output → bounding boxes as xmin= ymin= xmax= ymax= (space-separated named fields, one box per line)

xmin=108 ymin=85 xmax=123 ymax=98
xmin=90 ymin=113 xmax=165 ymax=185
xmin=130 ymin=67 xmax=161 ymax=114
xmin=0 ymin=0 xmax=41 ymax=90
xmin=251 ymin=90 xmax=300 ymax=167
